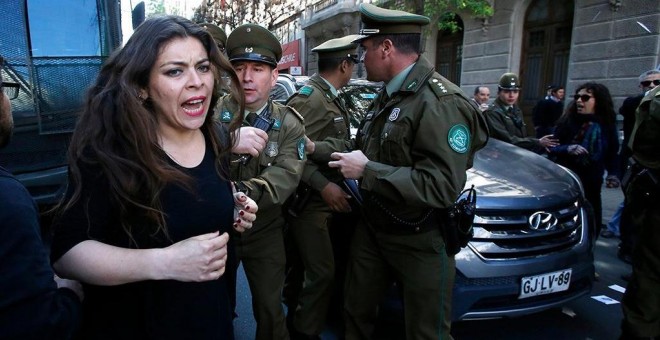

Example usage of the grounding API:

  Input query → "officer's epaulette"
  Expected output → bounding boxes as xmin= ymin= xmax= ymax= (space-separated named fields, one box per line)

xmin=298 ymin=85 xmax=314 ymax=97
xmin=428 ymin=76 xmax=456 ymax=99
xmin=284 ymin=105 xmax=305 ymax=123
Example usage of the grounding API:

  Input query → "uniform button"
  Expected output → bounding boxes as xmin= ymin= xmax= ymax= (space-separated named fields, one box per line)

xmin=267 ymin=163 xmax=272 ymax=166
xmin=415 ymin=226 xmax=420 ymax=232
xmin=384 ymin=132 xmax=388 ymax=138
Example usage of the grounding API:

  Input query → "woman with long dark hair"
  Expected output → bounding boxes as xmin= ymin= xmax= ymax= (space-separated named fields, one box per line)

xmin=50 ymin=16 xmax=256 ymax=339
xmin=551 ymin=82 xmax=619 ymax=234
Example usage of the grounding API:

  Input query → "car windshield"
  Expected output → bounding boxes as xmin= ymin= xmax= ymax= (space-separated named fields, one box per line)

xmin=338 ymin=81 xmax=380 ymax=129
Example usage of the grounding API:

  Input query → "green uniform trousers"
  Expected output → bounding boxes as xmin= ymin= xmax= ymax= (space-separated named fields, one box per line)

xmin=286 ymin=195 xmax=335 ymax=335
xmin=621 ymin=175 xmax=660 ymax=338
xmin=344 ymin=221 xmax=455 ymax=340
xmin=235 ymin=218 xmax=288 ymax=340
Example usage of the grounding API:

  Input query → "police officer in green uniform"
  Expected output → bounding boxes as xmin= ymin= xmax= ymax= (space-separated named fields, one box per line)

xmin=620 ymin=85 xmax=660 ymax=339
xmin=199 ymin=22 xmax=227 ymax=53
xmin=215 ymin=23 xmax=306 ymax=340
xmin=308 ymin=4 xmax=489 ymax=339
xmin=484 ymin=72 xmax=557 ymax=153
xmin=283 ymin=35 xmax=360 ymax=339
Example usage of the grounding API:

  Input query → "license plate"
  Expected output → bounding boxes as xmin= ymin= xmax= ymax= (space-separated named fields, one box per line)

xmin=519 ymin=269 xmax=572 ymax=299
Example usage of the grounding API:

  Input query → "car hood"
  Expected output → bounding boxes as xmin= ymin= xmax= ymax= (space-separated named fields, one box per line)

xmin=466 ymin=139 xmax=581 ymax=210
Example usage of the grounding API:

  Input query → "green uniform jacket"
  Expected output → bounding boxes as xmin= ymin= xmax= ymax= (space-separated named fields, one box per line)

xmin=629 ymin=86 xmax=660 ymax=169
xmin=286 ymin=74 xmax=351 ymax=191
xmin=216 ymin=96 xmax=306 ymax=227
xmin=354 ymin=57 xmax=488 ymax=220
xmin=484 ymin=97 xmax=541 ymax=151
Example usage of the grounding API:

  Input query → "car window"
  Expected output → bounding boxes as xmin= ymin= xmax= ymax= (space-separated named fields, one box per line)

xmin=27 ymin=0 xmax=101 ymax=57
xmin=338 ymin=84 xmax=380 ymax=129
xmin=270 ymin=82 xmax=292 ymax=103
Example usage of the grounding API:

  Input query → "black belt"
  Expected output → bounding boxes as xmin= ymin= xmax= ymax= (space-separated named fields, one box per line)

xmin=361 ymin=192 xmax=441 ymax=235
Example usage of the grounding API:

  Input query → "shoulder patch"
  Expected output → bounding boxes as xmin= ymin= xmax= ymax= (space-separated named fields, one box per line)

xmin=297 ymin=138 xmax=306 ymax=160
xmin=447 ymin=124 xmax=470 ymax=154
xmin=299 ymin=85 xmax=314 ymax=97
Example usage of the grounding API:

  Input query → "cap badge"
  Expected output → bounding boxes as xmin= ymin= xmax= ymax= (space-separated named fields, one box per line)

xmin=245 ymin=47 xmax=253 ymax=53
xmin=246 ymin=27 xmax=251 ymax=32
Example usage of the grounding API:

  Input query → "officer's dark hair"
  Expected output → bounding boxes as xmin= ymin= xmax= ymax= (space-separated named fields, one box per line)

xmin=318 ymin=57 xmax=350 ymax=73
xmin=371 ymin=33 xmax=421 ymax=55
xmin=474 ymin=86 xmax=486 ymax=95
xmin=58 ymin=15 xmax=245 ymax=243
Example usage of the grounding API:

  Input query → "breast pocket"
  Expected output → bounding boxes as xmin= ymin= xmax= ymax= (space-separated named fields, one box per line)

xmin=380 ymin=121 xmax=410 ymax=165
xmin=332 ymin=116 xmax=348 ymax=138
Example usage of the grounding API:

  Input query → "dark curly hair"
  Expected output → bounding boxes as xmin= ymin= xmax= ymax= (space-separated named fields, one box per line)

xmin=558 ymin=82 xmax=617 ymax=127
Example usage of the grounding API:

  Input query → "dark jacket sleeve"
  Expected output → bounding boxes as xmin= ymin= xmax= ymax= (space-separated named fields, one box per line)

xmin=0 ymin=172 xmax=81 ymax=339
xmin=485 ymin=107 xmax=541 ymax=151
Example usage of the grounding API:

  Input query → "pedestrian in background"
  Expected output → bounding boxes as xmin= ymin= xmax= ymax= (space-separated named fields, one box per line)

xmin=308 ymin=4 xmax=488 ymax=338
xmin=472 ymin=85 xmax=490 ymax=112
xmin=0 ymin=55 xmax=83 ymax=340
xmin=216 ymin=23 xmax=306 ymax=340
xmin=532 ymin=84 xmax=564 ymax=138
xmin=49 ymin=16 xmax=256 ymax=339
xmin=283 ymin=34 xmax=360 ymax=339
xmin=620 ymin=85 xmax=660 ymax=340
xmin=550 ymin=82 xmax=619 ymax=235
xmin=484 ymin=72 xmax=557 ymax=153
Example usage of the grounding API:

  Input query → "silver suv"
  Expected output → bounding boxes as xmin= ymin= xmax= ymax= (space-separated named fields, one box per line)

xmin=272 ymin=75 xmax=595 ymax=321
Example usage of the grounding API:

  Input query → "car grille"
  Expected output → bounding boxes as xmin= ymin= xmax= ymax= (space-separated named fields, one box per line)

xmin=469 ymin=200 xmax=583 ymax=259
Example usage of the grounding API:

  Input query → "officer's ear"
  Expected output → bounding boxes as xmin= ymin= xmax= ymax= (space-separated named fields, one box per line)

xmin=340 ymin=59 xmax=351 ymax=73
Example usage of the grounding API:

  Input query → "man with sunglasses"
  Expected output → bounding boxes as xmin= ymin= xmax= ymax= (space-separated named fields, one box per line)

xmin=1 ymin=56 xmax=83 ymax=338
xmin=612 ymin=69 xmax=660 ymax=265
xmin=484 ymin=72 xmax=558 ymax=153
xmin=619 ymin=70 xmax=660 ymax=171
xmin=283 ymin=35 xmax=361 ymax=339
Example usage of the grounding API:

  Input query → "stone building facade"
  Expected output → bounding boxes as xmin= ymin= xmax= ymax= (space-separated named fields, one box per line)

xmin=292 ymin=0 xmax=659 ymax=125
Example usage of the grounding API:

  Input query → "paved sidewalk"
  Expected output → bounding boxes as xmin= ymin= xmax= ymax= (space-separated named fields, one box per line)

xmin=601 ymin=185 xmax=624 ymax=224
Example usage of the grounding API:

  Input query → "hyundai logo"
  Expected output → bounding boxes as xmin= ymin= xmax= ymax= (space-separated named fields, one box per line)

xmin=528 ymin=211 xmax=558 ymax=231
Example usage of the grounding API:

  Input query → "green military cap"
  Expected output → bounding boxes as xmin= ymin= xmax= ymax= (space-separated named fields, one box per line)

xmin=199 ymin=23 xmax=227 ymax=49
xmin=226 ymin=23 xmax=282 ymax=68
xmin=312 ymin=34 xmax=362 ymax=60
xmin=498 ymin=72 xmax=522 ymax=90
xmin=357 ymin=3 xmax=430 ymax=37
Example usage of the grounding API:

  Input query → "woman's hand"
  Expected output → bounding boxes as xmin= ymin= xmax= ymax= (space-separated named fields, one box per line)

xmin=567 ymin=144 xmax=589 ymax=155
xmin=233 ymin=191 xmax=258 ymax=232
xmin=161 ymin=231 xmax=229 ymax=282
